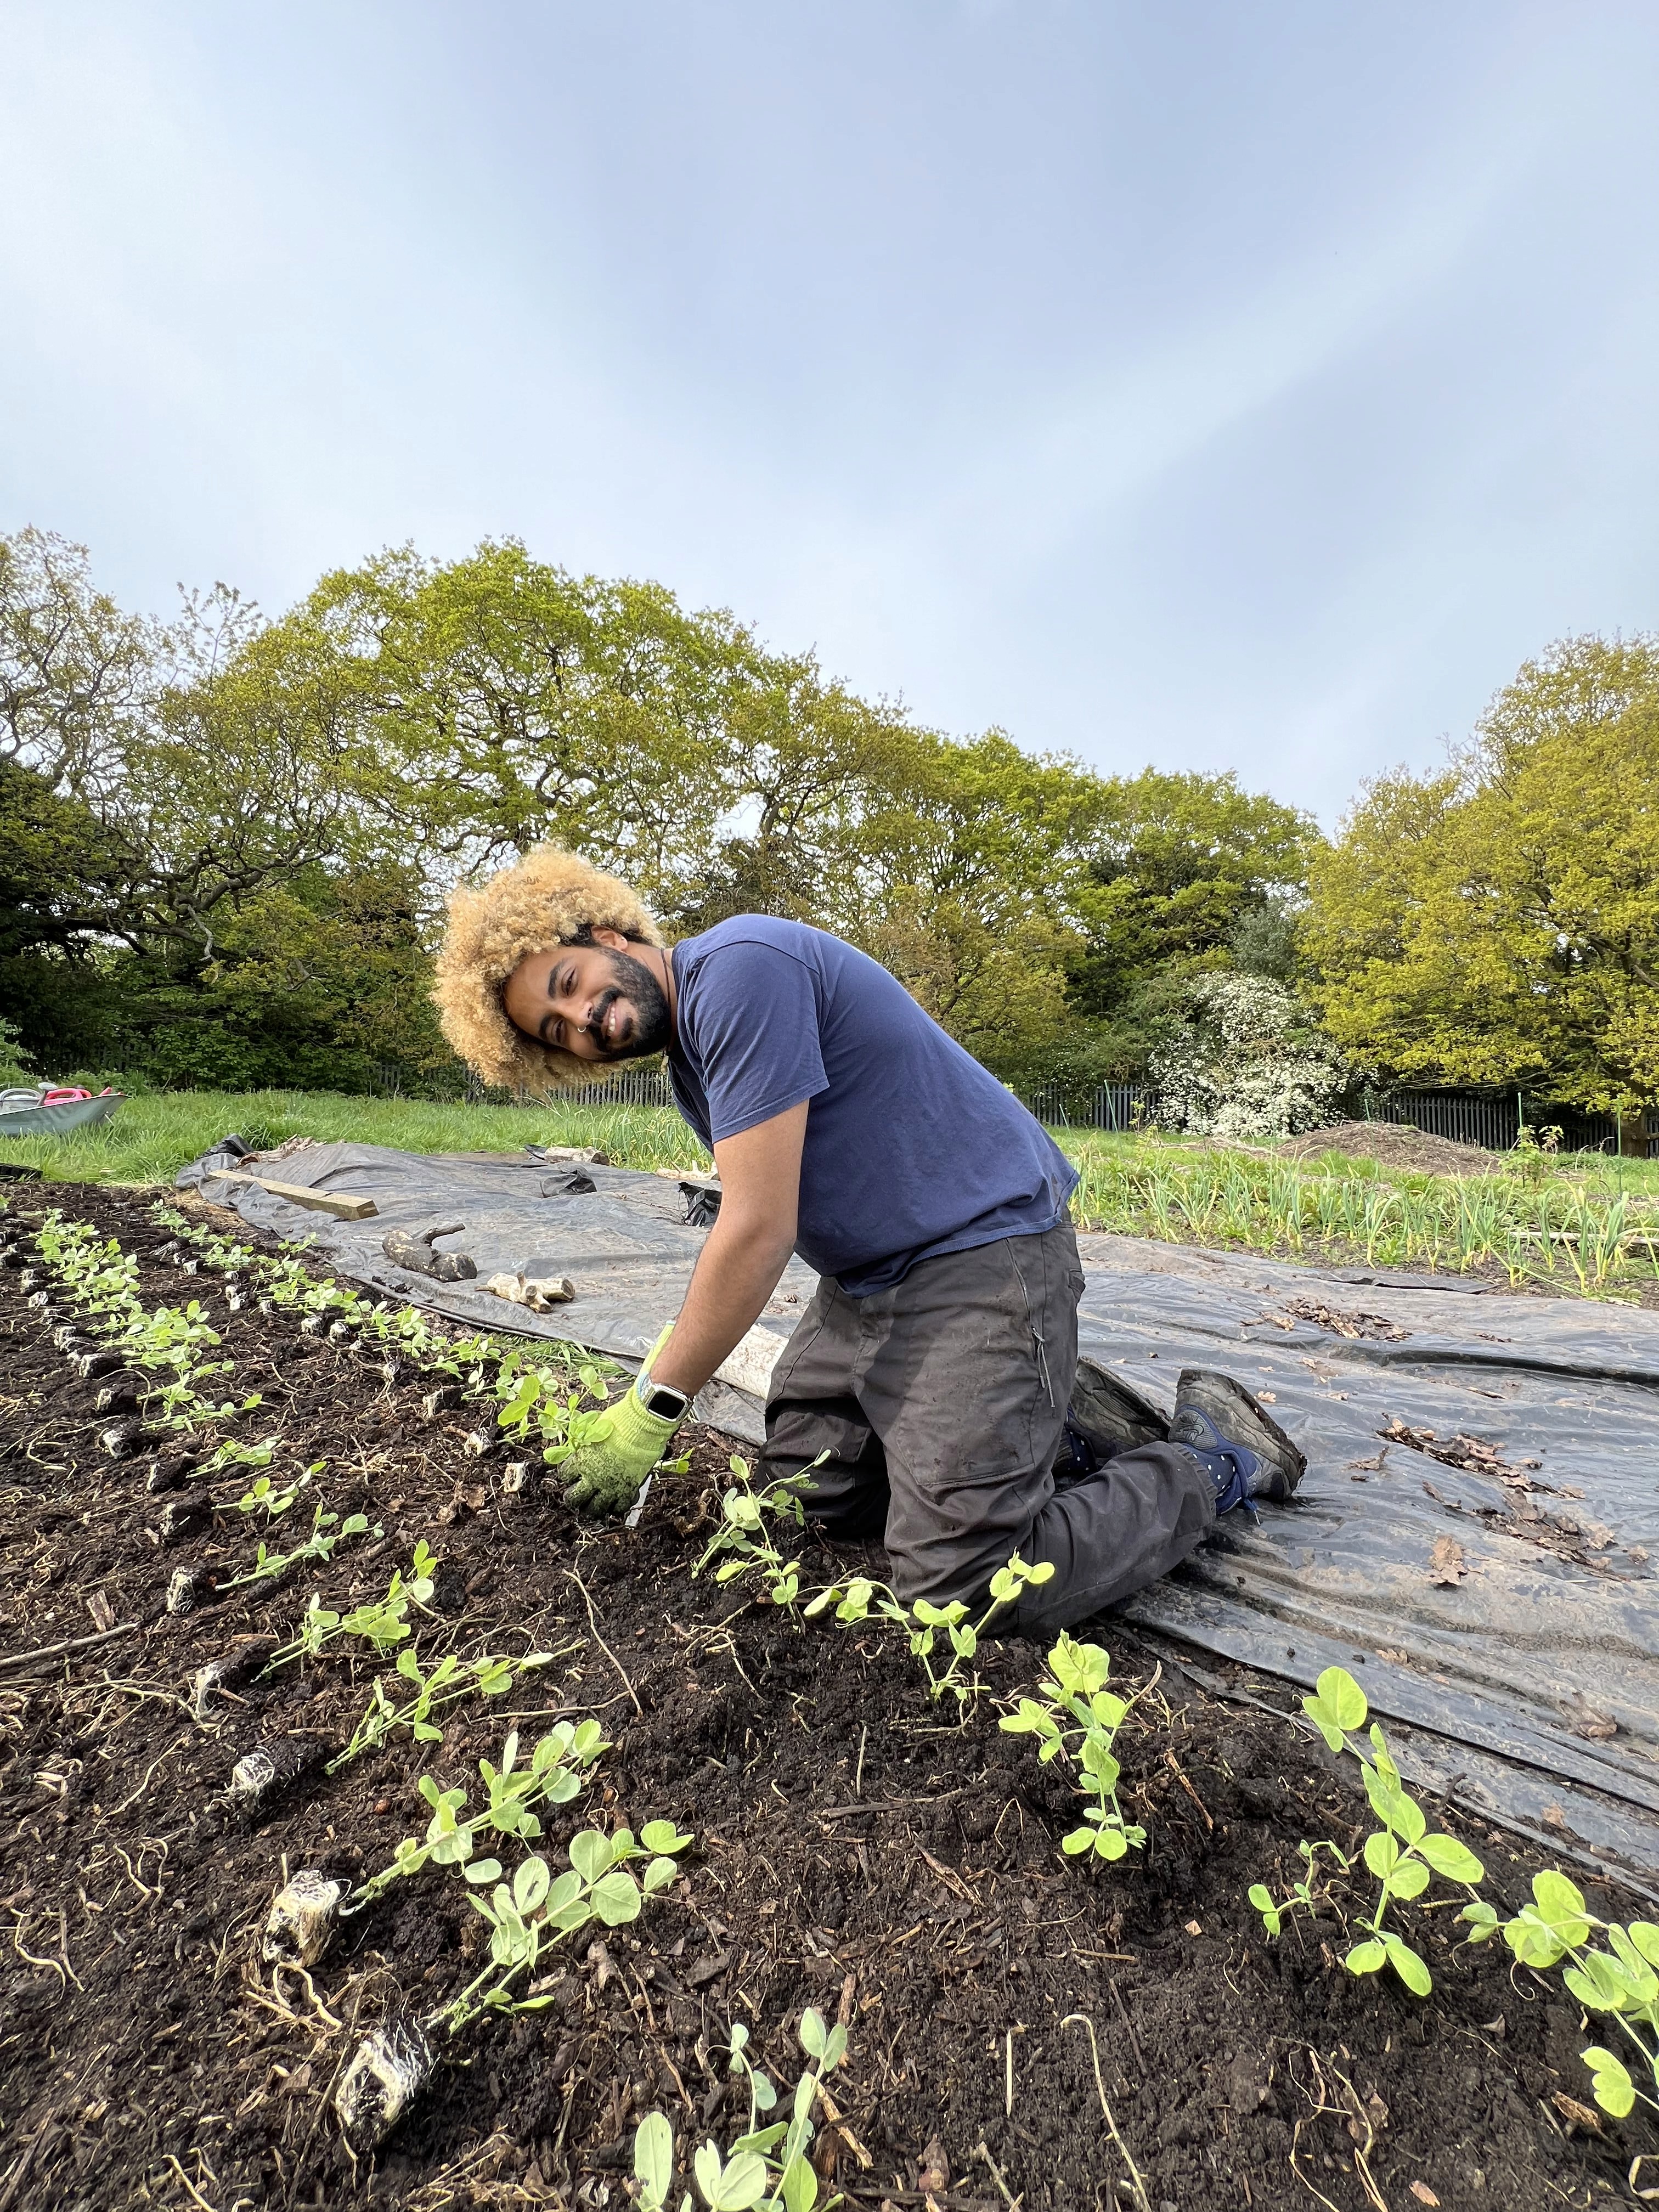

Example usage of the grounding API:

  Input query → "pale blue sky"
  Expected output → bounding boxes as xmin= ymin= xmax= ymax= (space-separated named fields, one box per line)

xmin=2 ymin=2 xmax=1655 ymax=823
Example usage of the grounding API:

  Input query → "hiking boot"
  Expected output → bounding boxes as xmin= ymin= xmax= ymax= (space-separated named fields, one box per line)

xmin=1170 ymin=1368 xmax=1306 ymax=1514
xmin=1052 ymin=1359 xmax=1170 ymax=1488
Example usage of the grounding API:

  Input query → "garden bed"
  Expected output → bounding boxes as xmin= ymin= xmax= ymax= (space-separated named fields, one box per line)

xmin=1 ymin=1184 xmax=1652 ymax=2211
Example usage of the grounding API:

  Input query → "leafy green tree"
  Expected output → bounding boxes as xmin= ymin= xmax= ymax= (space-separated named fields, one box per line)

xmin=1304 ymin=635 xmax=1659 ymax=1109
xmin=294 ymin=540 xmax=753 ymax=904
xmin=1069 ymin=769 xmax=1319 ymax=1019
xmin=852 ymin=732 xmax=1092 ymax=1066
xmin=0 ymin=758 xmax=138 ymax=1071
xmin=0 ymin=526 xmax=159 ymax=804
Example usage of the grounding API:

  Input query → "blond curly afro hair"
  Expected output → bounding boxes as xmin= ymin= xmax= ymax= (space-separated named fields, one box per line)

xmin=432 ymin=847 xmax=665 ymax=1094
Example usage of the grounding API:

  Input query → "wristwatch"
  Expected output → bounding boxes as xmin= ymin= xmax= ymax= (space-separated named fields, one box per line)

xmin=637 ymin=1375 xmax=691 ymax=1420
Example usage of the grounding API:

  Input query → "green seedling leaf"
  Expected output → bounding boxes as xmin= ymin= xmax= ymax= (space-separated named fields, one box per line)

xmin=1361 ymin=1762 xmax=1426 ymax=1845
xmin=1344 ymin=1939 xmax=1387 ymax=1977
xmin=1418 ymin=1832 xmax=1485 ymax=1884
xmin=591 ymin=1869 xmax=643 ymax=1925
xmin=465 ymin=1858 xmax=504 ymax=1884
xmin=695 ymin=2145 xmax=770 ymax=2212
xmin=1581 ymin=2045 xmax=1636 ymax=2118
xmin=1533 ymin=1869 xmax=1593 ymax=1936
xmin=728 ymin=2126 xmax=788 ymax=2158
xmin=1564 ymin=1953 xmax=1647 ymax=2014
xmin=1363 ymin=1831 xmax=1399 ymax=1880
xmin=635 ymin=2112 xmax=675 ymax=2204
xmin=780 ymin=2154 xmax=818 ymax=2212
xmin=1304 ymin=1664 xmax=1368 ymax=1752
xmin=514 ymin=1857 xmax=552 ymax=1913
xmin=1381 ymin=1932 xmax=1433 ymax=1995
xmin=1248 ymin=1884 xmax=1283 ymax=1937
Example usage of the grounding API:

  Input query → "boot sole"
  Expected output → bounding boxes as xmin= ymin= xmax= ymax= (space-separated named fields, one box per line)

xmin=1175 ymin=1368 xmax=1306 ymax=1498
xmin=1071 ymin=1357 xmax=1170 ymax=1453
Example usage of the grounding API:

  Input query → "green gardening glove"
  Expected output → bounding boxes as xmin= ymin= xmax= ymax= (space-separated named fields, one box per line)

xmin=561 ymin=1328 xmax=686 ymax=1516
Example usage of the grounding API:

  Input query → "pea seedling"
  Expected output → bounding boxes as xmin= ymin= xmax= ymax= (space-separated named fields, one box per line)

xmin=694 ymin=1457 xmax=819 ymax=1610
xmin=353 ymin=1720 xmax=611 ymax=1904
xmin=1245 ymin=1839 xmax=1352 ymax=1934
xmin=634 ymin=2008 xmax=848 ymax=2212
xmin=266 ymin=1542 xmax=439 ymax=1669
xmin=230 ymin=1464 xmax=312 ymax=1517
xmin=1000 ymin=1632 xmax=1147 ymax=1861
xmin=326 ymin=1647 xmax=557 ymax=1772
xmin=219 ymin=1504 xmax=376 ymax=1591
xmin=1465 ymin=1869 xmax=1659 ymax=2119
xmin=334 ymin=1786 xmax=692 ymax=2152
xmin=1250 ymin=1666 xmax=1486 ymax=1993
xmin=442 ymin=1818 xmax=692 ymax=2032
xmin=806 ymin=1554 xmax=1056 ymax=1711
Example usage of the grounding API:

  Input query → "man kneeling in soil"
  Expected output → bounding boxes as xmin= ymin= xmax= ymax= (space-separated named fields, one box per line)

xmin=433 ymin=849 xmax=1304 ymax=1635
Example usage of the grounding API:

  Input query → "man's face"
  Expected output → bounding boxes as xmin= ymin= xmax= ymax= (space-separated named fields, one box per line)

xmin=503 ymin=932 xmax=672 ymax=1063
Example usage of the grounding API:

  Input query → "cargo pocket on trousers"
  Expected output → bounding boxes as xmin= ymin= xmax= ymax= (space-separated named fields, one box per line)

xmin=1005 ymin=1240 xmax=1058 ymax=1412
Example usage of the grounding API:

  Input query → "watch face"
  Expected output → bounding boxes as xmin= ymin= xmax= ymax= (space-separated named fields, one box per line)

xmin=645 ymin=1383 xmax=688 ymax=1418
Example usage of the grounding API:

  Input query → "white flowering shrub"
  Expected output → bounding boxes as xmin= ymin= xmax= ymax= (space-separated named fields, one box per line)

xmin=1150 ymin=973 xmax=1348 ymax=1141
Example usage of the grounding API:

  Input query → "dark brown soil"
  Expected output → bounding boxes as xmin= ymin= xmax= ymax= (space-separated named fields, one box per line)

xmin=1 ymin=1185 xmax=1652 ymax=2212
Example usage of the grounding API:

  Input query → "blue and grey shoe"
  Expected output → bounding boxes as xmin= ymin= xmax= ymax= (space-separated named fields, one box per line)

xmin=1169 ymin=1368 xmax=1306 ymax=1514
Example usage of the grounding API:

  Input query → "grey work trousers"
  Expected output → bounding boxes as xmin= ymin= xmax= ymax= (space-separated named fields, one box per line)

xmin=757 ymin=1222 xmax=1215 ymax=1639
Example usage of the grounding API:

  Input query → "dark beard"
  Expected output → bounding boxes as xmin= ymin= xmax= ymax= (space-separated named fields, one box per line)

xmin=586 ymin=946 xmax=673 ymax=1060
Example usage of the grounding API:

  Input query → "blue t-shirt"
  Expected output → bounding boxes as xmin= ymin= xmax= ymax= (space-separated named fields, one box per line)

xmin=666 ymin=917 xmax=1079 ymax=1295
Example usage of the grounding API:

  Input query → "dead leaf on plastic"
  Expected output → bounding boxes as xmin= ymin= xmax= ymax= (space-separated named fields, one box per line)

xmin=1428 ymin=1536 xmax=1467 ymax=1587
xmin=1563 ymin=1690 xmax=1618 ymax=1741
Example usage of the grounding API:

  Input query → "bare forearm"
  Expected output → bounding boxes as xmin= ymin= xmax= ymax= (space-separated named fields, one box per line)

xmin=650 ymin=1222 xmax=794 ymax=1397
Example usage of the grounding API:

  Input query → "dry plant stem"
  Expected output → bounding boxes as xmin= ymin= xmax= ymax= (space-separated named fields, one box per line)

xmin=1063 ymin=2013 xmax=1152 ymax=2212
xmin=974 ymin=2142 xmax=1022 ymax=2212
xmin=565 ymin=1566 xmax=643 ymax=1718
xmin=161 ymin=2152 xmax=219 ymax=2212
xmin=0 ymin=1622 xmax=138 ymax=1673
xmin=1107 ymin=1978 xmax=1146 ymax=2075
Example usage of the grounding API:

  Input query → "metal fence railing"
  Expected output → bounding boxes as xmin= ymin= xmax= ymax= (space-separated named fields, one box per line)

xmin=454 ymin=1063 xmax=678 ymax=1109
xmin=1020 ymin=1082 xmax=1163 ymax=1131
xmin=1368 ymin=1090 xmax=1626 ymax=1155
xmin=1368 ymin=1089 xmax=1524 ymax=1153
xmin=1015 ymin=1081 xmax=1642 ymax=1155
xmin=562 ymin=1065 xmax=678 ymax=1109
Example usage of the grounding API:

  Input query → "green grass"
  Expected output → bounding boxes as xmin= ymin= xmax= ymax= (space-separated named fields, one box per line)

xmin=5 ymin=1088 xmax=1656 ymax=1300
xmin=0 ymin=1088 xmax=710 ymax=1187
xmin=1058 ymin=1127 xmax=1659 ymax=1296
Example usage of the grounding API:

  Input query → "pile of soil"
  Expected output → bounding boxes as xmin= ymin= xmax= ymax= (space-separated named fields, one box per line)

xmin=2 ymin=1184 xmax=1652 ymax=2210
xmin=1278 ymin=1121 xmax=1503 ymax=1178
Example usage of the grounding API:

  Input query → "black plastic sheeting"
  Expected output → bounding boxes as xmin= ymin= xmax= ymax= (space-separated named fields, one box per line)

xmin=180 ymin=1141 xmax=1659 ymax=1891
xmin=179 ymin=1142 xmax=815 ymax=1444
xmin=1073 ymin=1234 xmax=1659 ymax=1898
